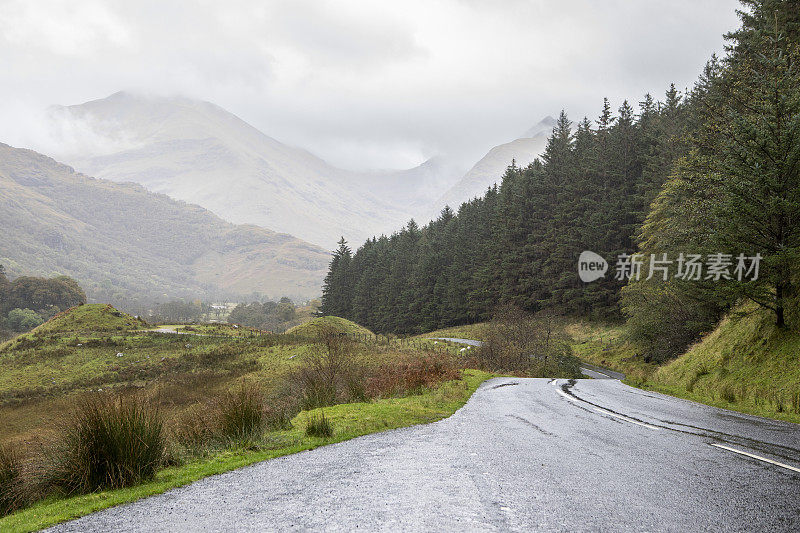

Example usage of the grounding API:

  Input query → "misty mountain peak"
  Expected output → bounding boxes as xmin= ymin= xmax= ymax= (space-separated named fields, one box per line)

xmin=522 ymin=115 xmax=557 ymax=138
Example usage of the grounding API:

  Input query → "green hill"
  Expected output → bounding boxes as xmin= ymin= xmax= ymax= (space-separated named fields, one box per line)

xmin=286 ymin=316 xmax=373 ymax=337
xmin=571 ymin=305 xmax=800 ymax=424
xmin=34 ymin=304 xmax=147 ymax=334
xmin=0 ymin=143 xmax=329 ymax=307
xmin=0 ymin=304 xmax=147 ymax=353
xmin=649 ymin=305 xmax=800 ymax=422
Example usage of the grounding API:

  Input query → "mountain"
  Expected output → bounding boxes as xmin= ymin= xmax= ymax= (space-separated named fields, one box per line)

xmin=350 ymin=156 xmax=466 ymax=210
xmin=433 ymin=117 xmax=554 ymax=212
xmin=48 ymin=92 xmax=416 ymax=247
xmin=0 ymin=143 xmax=329 ymax=306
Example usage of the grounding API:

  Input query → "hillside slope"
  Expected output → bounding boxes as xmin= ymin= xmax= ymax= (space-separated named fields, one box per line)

xmin=649 ymin=306 xmax=800 ymax=421
xmin=0 ymin=143 xmax=329 ymax=305
xmin=571 ymin=305 xmax=800 ymax=424
xmin=50 ymin=92 xmax=416 ymax=247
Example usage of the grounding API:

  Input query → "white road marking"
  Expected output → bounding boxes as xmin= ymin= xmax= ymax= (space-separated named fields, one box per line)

xmin=710 ymin=443 xmax=800 ymax=473
xmin=556 ymin=388 xmax=579 ymax=403
xmin=592 ymin=407 xmax=660 ymax=430
xmin=554 ymin=382 xmax=659 ymax=430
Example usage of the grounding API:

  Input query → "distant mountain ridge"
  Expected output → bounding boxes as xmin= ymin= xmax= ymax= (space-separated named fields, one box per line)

xmin=433 ymin=116 xmax=554 ymax=213
xmin=0 ymin=143 xmax=329 ymax=306
xmin=46 ymin=92 xmax=554 ymax=245
xmin=50 ymin=92 xmax=416 ymax=247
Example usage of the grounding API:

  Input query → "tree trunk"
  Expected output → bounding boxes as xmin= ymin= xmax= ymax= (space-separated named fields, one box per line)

xmin=776 ymin=282 xmax=786 ymax=329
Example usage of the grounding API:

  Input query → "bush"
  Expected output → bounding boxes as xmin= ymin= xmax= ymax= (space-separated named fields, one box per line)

xmin=366 ymin=355 xmax=460 ymax=398
xmin=288 ymin=326 xmax=361 ymax=409
xmin=47 ymin=394 xmax=165 ymax=494
xmin=6 ymin=308 xmax=43 ymax=332
xmin=0 ymin=445 xmax=25 ymax=517
xmin=305 ymin=412 xmax=333 ymax=438
xmin=475 ymin=305 xmax=580 ymax=377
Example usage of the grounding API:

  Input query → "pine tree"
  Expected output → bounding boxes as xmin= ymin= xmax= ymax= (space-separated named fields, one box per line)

xmin=320 ymin=237 xmax=353 ymax=317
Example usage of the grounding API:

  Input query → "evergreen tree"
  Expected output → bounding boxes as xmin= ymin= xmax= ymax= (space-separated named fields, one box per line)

xmin=320 ymin=237 xmax=353 ymax=317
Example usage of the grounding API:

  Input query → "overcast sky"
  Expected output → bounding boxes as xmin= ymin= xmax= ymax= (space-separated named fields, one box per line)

xmin=0 ymin=0 xmax=742 ymax=170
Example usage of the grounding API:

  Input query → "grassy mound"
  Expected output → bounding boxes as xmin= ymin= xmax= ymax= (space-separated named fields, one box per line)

xmin=285 ymin=316 xmax=373 ymax=338
xmin=33 ymin=304 xmax=146 ymax=335
xmin=649 ymin=305 xmax=800 ymax=420
xmin=0 ymin=304 xmax=148 ymax=354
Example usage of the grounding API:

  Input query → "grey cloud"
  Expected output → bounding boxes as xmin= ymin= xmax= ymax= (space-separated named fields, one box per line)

xmin=0 ymin=0 xmax=742 ymax=171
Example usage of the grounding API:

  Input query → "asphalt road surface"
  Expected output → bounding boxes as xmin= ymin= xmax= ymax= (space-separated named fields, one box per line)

xmin=50 ymin=377 xmax=800 ymax=532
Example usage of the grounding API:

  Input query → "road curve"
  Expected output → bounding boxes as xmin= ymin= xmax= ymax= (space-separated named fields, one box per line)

xmin=428 ymin=337 xmax=624 ymax=379
xmin=50 ymin=378 xmax=800 ymax=532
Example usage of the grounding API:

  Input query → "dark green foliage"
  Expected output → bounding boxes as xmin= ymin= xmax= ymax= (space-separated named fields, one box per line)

xmin=320 ymin=238 xmax=353 ymax=318
xmin=152 ymin=300 xmax=202 ymax=323
xmin=6 ymin=308 xmax=43 ymax=332
xmin=7 ymin=275 xmax=85 ymax=313
xmin=47 ymin=394 xmax=165 ymax=494
xmin=323 ymin=99 xmax=688 ymax=333
xmin=227 ymin=299 xmax=296 ymax=331
xmin=623 ymin=0 xmax=800 ymax=358
xmin=0 ymin=270 xmax=85 ymax=333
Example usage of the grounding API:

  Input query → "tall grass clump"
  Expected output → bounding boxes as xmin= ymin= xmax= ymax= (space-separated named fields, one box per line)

xmin=47 ymin=394 xmax=165 ymax=494
xmin=216 ymin=384 xmax=266 ymax=442
xmin=0 ymin=445 xmax=26 ymax=517
xmin=305 ymin=411 xmax=333 ymax=438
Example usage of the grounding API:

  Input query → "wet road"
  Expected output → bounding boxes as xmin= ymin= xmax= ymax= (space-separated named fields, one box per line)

xmin=50 ymin=377 xmax=800 ymax=532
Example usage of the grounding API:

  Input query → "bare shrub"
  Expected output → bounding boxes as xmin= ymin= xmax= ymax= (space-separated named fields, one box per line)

xmin=475 ymin=304 xmax=580 ymax=376
xmin=288 ymin=326 xmax=363 ymax=409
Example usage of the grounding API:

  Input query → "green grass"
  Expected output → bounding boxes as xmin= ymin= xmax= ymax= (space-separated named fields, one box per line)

xmin=647 ymin=305 xmax=800 ymax=423
xmin=0 ymin=305 xmax=146 ymax=353
xmin=566 ymin=322 xmax=657 ymax=385
xmin=567 ymin=306 xmax=800 ymax=424
xmin=417 ymin=323 xmax=490 ymax=342
xmin=285 ymin=316 xmax=374 ymax=337
xmin=0 ymin=370 xmax=492 ymax=532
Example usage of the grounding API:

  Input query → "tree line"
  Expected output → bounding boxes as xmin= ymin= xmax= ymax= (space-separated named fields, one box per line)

xmin=321 ymin=89 xmax=688 ymax=333
xmin=0 ymin=265 xmax=86 ymax=333
xmin=322 ymin=0 xmax=800 ymax=363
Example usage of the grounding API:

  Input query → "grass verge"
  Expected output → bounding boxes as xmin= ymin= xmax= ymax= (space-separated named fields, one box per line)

xmin=567 ymin=309 xmax=800 ymax=425
xmin=0 ymin=370 xmax=492 ymax=533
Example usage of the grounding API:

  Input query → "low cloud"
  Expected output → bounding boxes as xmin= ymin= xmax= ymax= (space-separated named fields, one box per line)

xmin=0 ymin=0 xmax=741 ymax=170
